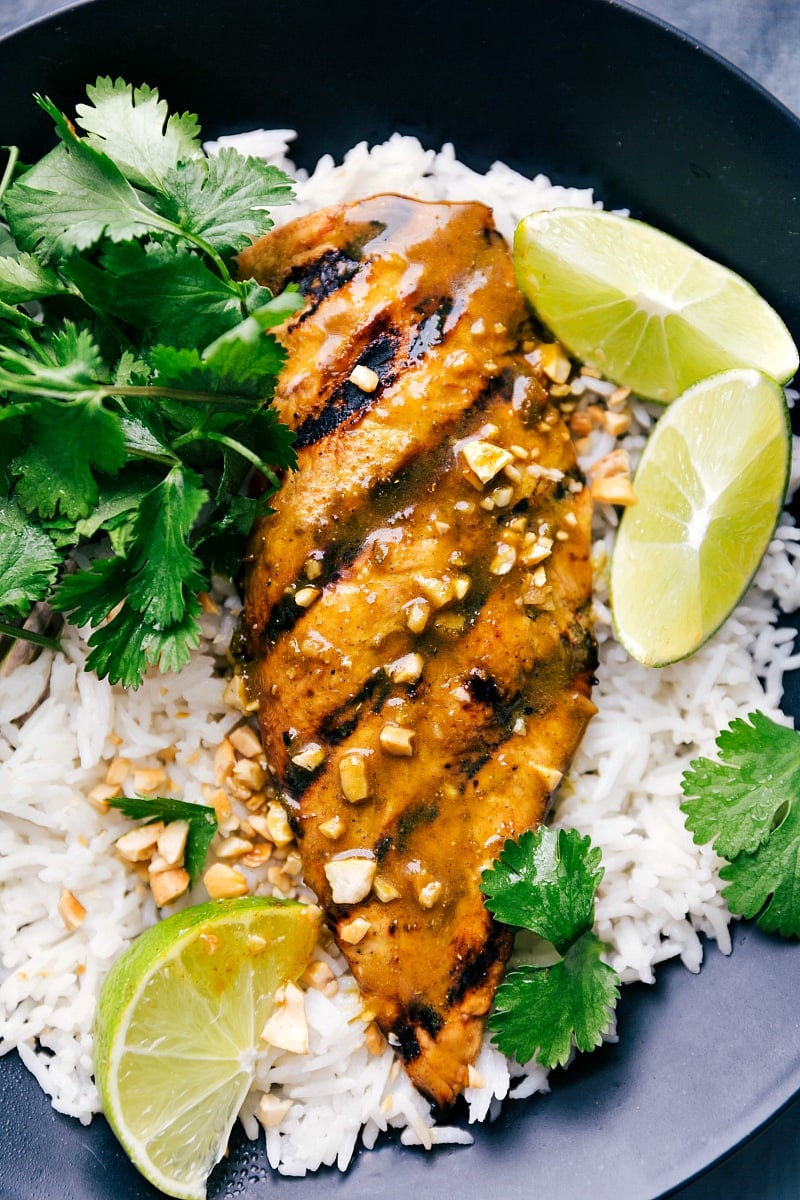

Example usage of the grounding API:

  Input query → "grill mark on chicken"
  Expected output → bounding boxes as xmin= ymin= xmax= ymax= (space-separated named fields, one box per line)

xmin=239 ymin=194 xmax=597 ymax=1108
xmin=294 ymin=326 xmax=400 ymax=449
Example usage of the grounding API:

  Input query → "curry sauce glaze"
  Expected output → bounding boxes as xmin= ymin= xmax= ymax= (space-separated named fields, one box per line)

xmin=238 ymin=195 xmax=597 ymax=1107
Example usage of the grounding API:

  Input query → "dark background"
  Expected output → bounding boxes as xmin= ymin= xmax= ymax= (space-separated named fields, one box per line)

xmin=0 ymin=1 xmax=799 ymax=1197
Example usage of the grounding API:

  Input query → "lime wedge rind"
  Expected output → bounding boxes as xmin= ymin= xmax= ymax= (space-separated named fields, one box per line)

xmin=609 ymin=368 xmax=791 ymax=668
xmin=95 ymin=896 xmax=320 ymax=1200
xmin=514 ymin=209 xmax=798 ymax=401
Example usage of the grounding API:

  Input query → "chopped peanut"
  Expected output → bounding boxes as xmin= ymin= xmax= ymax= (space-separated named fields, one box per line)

xmin=216 ymin=835 xmax=255 ymax=859
xmin=229 ymin=724 xmax=263 ymax=759
xmin=339 ymin=916 xmax=371 ymax=944
xmin=116 ymin=822 xmax=165 ymax=863
xmin=467 ymin=1064 xmax=485 ymax=1089
xmin=86 ymin=782 xmax=121 ymax=812
xmin=301 ymin=960 xmax=338 ymax=996
xmin=261 ymin=981 xmax=309 ymax=1054
xmin=339 ymin=753 xmax=370 ymax=803
xmin=588 ymin=447 xmax=631 ymax=481
xmin=603 ymin=408 xmax=632 ymax=437
xmin=150 ymin=867 xmax=190 ymax=907
xmin=132 ymin=766 xmax=167 ymax=794
xmin=489 ymin=543 xmax=517 ymax=576
xmin=294 ymin=586 xmax=320 ymax=608
xmin=283 ymin=850 xmax=303 ymax=877
xmin=222 ymin=673 xmax=257 ymax=713
xmin=105 ymin=757 xmax=131 ymax=786
xmin=373 ymin=876 xmax=401 ymax=903
xmin=318 ymin=815 xmax=345 ymax=840
xmin=242 ymin=844 xmax=273 ymax=869
xmin=233 ymin=757 xmax=266 ymax=791
xmin=405 ymin=599 xmax=431 ymax=634
xmin=539 ymin=341 xmax=571 ymax=383
xmin=213 ymin=739 xmax=236 ymax=785
xmin=529 ymin=762 xmax=564 ymax=792
xmin=203 ymin=862 xmax=249 ymax=899
xmin=247 ymin=813 xmax=273 ymax=841
xmin=415 ymin=575 xmax=454 ymax=610
xmin=348 ymin=364 xmax=380 ymax=392
xmin=461 ymin=440 xmax=514 ymax=485
xmin=417 ymin=880 xmax=443 ymax=909
xmin=324 ymin=856 xmax=376 ymax=904
xmin=379 ymin=723 xmax=416 ymax=758
xmin=157 ymin=820 xmax=189 ymax=867
xmin=206 ymin=786 xmax=237 ymax=834
xmin=386 ymin=652 xmax=424 ymax=684
xmin=265 ymin=801 xmax=294 ymax=847
xmin=257 ymin=1093 xmax=293 ymax=1128
xmin=590 ymin=475 xmax=638 ymax=506
xmin=364 ymin=1023 xmax=386 ymax=1055
xmin=291 ymin=743 xmax=327 ymax=771
xmin=58 ymin=890 xmax=86 ymax=931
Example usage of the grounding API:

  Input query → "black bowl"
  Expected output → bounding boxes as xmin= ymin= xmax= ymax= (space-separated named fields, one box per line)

xmin=2 ymin=2 xmax=799 ymax=1198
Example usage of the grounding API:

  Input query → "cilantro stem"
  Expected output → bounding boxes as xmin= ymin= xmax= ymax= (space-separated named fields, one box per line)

xmin=107 ymin=384 xmax=256 ymax=408
xmin=171 ymin=429 xmax=281 ymax=488
xmin=0 ymin=372 xmax=260 ymax=411
xmin=0 ymin=145 xmax=19 ymax=206
xmin=0 ymin=619 xmax=62 ymax=654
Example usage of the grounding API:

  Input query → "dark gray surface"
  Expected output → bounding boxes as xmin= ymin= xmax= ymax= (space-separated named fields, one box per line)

xmin=0 ymin=1 xmax=799 ymax=1198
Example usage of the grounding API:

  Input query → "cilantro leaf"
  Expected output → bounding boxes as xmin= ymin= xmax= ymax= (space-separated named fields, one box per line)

xmin=108 ymin=793 xmax=217 ymax=888
xmin=489 ymin=935 xmax=620 ymax=1068
xmin=75 ymin=77 xmax=202 ymax=192
xmin=0 ymin=252 xmax=70 ymax=303
xmin=681 ymin=710 xmax=800 ymax=937
xmin=12 ymin=397 xmax=126 ymax=520
xmin=65 ymin=241 xmax=245 ymax=348
xmin=0 ymin=78 xmax=297 ymax=687
xmin=482 ymin=827 xmax=603 ymax=955
xmin=681 ymin=710 xmax=800 ymax=858
xmin=718 ymin=801 xmax=800 ymax=938
xmin=156 ymin=148 xmax=294 ymax=256
xmin=4 ymin=138 xmax=172 ymax=262
xmin=0 ymin=496 xmax=60 ymax=615
xmin=480 ymin=825 xmax=618 ymax=1069
xmin=125 ymin=466 xmax=207 ymax=626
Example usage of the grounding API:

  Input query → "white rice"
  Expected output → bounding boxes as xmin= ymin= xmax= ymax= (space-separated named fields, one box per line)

xmin=1 ymin=132 xmax=798 ymax=1177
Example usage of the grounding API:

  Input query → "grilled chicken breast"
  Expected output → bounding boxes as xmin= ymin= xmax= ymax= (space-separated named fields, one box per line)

xmin=238 ymin=195 xmax=597 ymax=1107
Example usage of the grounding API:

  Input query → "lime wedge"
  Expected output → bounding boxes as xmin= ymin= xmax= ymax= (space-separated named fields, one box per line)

xmin=514 ymin=209 xmax=798 ymax=401
xmin=610 ymin=368 xmax=791 ymax=666
xmin=94 ymin=897 xmax=321 ymax=1200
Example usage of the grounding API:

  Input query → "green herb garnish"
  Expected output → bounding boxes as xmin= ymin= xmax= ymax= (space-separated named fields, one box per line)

xmin=109 ymin=794 xmax=218 ymax=887
xmin=0 ymin=77 xmax=301 ymax=687
xmin=481 ymin=827 xmax=619 ymax=1068
xmin=681 ymin=710 xmax=800 ymax=937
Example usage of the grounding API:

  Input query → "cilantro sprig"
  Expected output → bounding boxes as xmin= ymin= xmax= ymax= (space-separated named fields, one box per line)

xmin=109 ymin=794 xmax=218 ymax=887
xmin=0 ymin=78 xmax=301 ymax=686
xmin=681 ymin=710 xmax=800 ymax=937
xmin=481 ymin=827 xmax=620 ymax=1069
